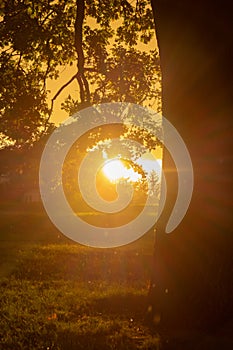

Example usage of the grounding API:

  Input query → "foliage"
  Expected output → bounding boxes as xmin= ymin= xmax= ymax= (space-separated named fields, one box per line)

xmin=0 ymin=0 xmax=76 ymax=146
xmin=0 ymin=0 xmax=160 ymax=147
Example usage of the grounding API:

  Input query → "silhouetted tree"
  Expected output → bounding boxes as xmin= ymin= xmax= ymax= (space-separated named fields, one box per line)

xmin=148 ymin=0 xmax=233 ymax=330
xmin=0 ymin=0 xmax=160 ymax=147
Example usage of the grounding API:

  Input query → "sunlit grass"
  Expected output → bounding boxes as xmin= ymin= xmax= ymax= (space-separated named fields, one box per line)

xmin=1 ymin=205 xmax=231 ymax=349
xmin=0 ymin=205 xmax=159 ymax=349
xmin=0 ymin=244 xmax=159 ymax=349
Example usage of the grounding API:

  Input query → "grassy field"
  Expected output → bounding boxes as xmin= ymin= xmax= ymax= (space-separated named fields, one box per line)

xmin=1 ymin=203 xmax=233 ymax=349
xmin=0 ymin=203 xmax=161 ymax=349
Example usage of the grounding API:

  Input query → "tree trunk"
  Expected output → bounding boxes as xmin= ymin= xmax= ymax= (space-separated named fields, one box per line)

xmin=149 ymin=0 xmax=233 ymax=329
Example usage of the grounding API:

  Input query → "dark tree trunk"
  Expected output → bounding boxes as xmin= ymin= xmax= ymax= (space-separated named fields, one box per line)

xmin=149 ymin=0 xmax=233 ymax=329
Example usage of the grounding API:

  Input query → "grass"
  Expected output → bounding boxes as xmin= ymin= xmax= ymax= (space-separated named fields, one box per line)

xmin=0 ymin=278 xmax=160 ymax=350
xmin=0 ymin=203 xmax=161 ymax=349
xmin=1 ymin=203 xmax=233 ymax=349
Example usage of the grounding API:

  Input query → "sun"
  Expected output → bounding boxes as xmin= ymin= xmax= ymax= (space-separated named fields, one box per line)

xmin=102 ymin=159 xmax=141 ymax=183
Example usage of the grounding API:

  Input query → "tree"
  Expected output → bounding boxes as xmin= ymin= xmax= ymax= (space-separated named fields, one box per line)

xmin=4 ymin=0 xmax=232 ymax=332
xmin=0 ymin=0 xmax=75 ymax=146
xmin=0 ymin=0 xmax=160 ymax=147
xmin=148 ymin=0 xmax=233 ymax=330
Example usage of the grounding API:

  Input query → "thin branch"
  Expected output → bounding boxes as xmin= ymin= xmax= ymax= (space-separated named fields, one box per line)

xmin=84 ymin=67 xmax=98 ymax=72
xmin=49 ymin=73 xmax=78 ymax=117
xmin=1 ymin=47 xmax=13 ymax=54
xmin=40 ymin=9 xmax=55 ymax=26
xmin=43 ymin=48 xmax=51 ymax=89
xmin=138 ymin=95 xmax=147 ymax=105
xmin=16 ymin=53 xmax=22 ymax=70
xmin=42 ymin=39 xmax=54 ymax=90
xmin=42 ymin=72 xmax=78 ymax=135
xmin=51 ymin=73 xmax=77 ymax=103
xmin=135 ymin=0 xmax=139 ymax=18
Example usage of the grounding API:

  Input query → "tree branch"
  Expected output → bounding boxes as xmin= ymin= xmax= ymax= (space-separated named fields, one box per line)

xmin=74 ymin=0 xmax=90 ymax=103
xmin=51 ymin=74 xmax=77 ymax=103
xmin=75 ymin=0 xmax=85 ymax=74
xmin=76 ymin=74 xmax=85 ymax=102
xmin=40 ymin=9 xmax=55 ymax=26
xmin=49 ymin=73 xmax=78 ymax=117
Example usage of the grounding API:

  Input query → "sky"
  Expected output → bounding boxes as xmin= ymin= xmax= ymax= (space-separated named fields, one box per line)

xmin=137 ymin=152 xmax=162 ymax=176
xmin=47 ymin=12 xmax=158 ymax=126
xmin=45 ymin=5 xmax=162 ymax=162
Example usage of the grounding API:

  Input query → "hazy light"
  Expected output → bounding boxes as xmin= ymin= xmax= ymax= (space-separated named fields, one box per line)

xmin=136 ymin=153 xmax=162 ymax=178
xmin=102 ymin=159 xmax=141 ymax=183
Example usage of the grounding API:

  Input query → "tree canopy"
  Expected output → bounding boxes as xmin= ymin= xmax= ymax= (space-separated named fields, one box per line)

xmin=0 ymin=0 xmax=161 ymax=148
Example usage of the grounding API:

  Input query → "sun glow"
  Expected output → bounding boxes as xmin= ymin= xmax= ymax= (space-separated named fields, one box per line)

xmin=102 ymin=159 xmax=141 ymax=183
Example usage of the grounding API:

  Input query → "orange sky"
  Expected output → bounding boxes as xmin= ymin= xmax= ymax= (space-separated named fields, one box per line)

xmin=46 ymin=12 xmax=161 ymax=159
xmin=47 ymin=13 xmax=158 ymax=126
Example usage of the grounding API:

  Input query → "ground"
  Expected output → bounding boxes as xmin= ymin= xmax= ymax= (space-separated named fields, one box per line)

xmin=0 ymin=202 xmax=232 ymax=349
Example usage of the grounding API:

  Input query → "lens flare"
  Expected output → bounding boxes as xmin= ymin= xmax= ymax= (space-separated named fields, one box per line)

xmin=39 ymin=102 xmax=193 ymax=248
xmin=102 ymin=159 xmax=141 ymax=183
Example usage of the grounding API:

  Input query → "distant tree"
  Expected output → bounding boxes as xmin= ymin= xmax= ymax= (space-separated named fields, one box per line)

xmin=148 ymin=169 xmax=159 ymax=197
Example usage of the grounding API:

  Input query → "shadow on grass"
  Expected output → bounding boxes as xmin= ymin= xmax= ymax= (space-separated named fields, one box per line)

xmin=1 ymin=206 xmax=232 ymax=349
xmin=92 ymin=294 xmax=148 ymax=319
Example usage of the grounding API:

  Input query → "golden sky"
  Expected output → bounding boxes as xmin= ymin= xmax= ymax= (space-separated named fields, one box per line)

xmin=46 ymin=9 xmax=161 ymax=159
xmin=47 ymin=13 xmax=158 ymax=126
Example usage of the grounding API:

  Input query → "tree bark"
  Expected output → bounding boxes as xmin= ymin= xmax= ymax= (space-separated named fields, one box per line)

xmin=75 ymin=0 xmax=90 ymax=103
xmin=149 ymin=0 xmax=233 ymax=329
